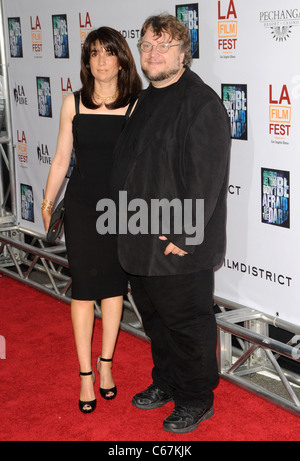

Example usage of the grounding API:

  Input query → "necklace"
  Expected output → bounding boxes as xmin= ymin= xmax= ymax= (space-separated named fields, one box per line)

xmin=94 ymin=89 xmax=118 ymax=100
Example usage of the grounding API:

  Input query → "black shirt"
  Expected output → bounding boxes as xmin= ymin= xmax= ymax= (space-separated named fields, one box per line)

xmin=110 ymin=79 xmax=183 ymax=202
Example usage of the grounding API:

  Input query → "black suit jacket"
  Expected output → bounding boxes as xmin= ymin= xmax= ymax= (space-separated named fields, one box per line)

xmin=111 ymin=67 xmax=231 ymax=276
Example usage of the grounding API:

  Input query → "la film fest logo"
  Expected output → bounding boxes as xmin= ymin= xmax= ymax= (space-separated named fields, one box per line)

xmin=79 ymin=12 xmax=93 ymax=47
xmin=30 ymin=15 xmax=42 ymax=56
xmin=96 ymin=191 xmax=204 ymax=246
xmin=259 ymin=8 xmax=300 ymax=41
xmin=218 ymin=0 xmax=238 ymax=57
xmin=269 ymin=84 xmax=291 ymax=143
xmin=17 ymin=129 xmax=28 ymax=167
xmin=61 ymin=77 xmax=73 ymax=101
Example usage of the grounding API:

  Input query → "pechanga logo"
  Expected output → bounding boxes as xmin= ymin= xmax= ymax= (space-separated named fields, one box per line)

xmin=218 ymin=0 xmax=238 ymax=57
xmin=79 ymin=12 xmax=92 ymax=47
xmin=260 ymin=9 xmax=300 ymax=42
xmin=269 ymin=84 xmax=291 ymax=143
xmin=61 ymin=77 xmax=73 ymax=101
xmin=17 ymin=129 xmax=28 ymax=167
xmin=30 ymin=15 xmax=42 ymax=56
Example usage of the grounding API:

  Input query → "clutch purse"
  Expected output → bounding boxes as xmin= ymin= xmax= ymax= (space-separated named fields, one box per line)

xmin=46 ymin=199 xmax=65 ymax=243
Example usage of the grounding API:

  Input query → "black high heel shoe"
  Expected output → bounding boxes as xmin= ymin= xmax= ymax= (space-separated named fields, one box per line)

xmin=96 ymin=356 xmax=117 ymax=400
xmin=78 ymin=370 xmax=97 ymax=414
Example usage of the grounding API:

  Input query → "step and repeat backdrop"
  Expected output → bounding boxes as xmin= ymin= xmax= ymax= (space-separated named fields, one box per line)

xmin=2 ymin=0 xmax=300 ymax=325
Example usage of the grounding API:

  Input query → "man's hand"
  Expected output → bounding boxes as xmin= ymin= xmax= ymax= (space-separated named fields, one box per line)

xmin=159 ymin=236 xmax=188 ymax=256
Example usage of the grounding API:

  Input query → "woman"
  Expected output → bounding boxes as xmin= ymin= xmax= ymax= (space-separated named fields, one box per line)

xmin=42 ymin=27 xmax=141 ymax=414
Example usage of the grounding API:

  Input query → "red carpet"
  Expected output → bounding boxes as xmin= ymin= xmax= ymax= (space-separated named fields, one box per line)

xmin=1 ymin=275 xmax=300 ymax=442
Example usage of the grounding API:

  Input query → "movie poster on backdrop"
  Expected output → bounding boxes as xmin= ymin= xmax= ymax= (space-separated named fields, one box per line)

xmin=2 ymin=0 xmax=300 ymax=325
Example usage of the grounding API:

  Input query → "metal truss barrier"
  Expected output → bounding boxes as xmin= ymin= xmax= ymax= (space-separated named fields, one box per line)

xmin=0 ymin=226 xmax=148 ymax=342
xmin=0 ymin=1 xmax=17 ymax=228
xmin=215 ymin=298 xmax=300 ymax=416
xmin=1 ymin=227 xmax=300 ymax=416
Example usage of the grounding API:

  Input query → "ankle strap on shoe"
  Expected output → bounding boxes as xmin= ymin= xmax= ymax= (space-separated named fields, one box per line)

xmin=79 ymin=370 xmax=93 ymax=376
xmin=100 ymin=357 xmax=112 ymax=362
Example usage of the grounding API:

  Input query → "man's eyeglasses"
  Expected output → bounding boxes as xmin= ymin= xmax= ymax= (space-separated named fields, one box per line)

xmin=138 ymin=41 xmax=181 ymax=54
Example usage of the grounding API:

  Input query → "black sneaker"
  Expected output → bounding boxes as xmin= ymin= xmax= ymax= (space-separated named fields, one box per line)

xmin=163 ymin=405 xmax=214 ymax=433
xmin=132 ymin=384 xmax=173 ymax=410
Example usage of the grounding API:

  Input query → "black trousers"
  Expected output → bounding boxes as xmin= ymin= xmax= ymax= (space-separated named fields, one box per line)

xmin=129 ymin=269 xmax=219 ymax=408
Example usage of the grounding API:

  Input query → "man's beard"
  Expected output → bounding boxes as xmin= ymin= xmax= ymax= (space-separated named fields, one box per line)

xmin=142 ymin=61 xmax=181 ymax=82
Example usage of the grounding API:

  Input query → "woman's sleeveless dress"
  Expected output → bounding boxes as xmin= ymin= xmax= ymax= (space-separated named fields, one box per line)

xmin=64 ymin=92 xmax=129 ymax=300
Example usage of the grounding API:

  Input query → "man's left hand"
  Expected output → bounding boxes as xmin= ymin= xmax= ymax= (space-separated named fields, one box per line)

xmin=159 ymin=236 xmax=188 ymax=256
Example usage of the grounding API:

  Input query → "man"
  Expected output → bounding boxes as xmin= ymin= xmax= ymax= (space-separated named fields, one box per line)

xmin=111 ymin=14 xmax=231 ymax=433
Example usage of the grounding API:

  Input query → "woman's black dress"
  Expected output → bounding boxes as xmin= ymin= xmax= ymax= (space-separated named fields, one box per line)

xmin=64 ymin=93 xmax=128 ymax=300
